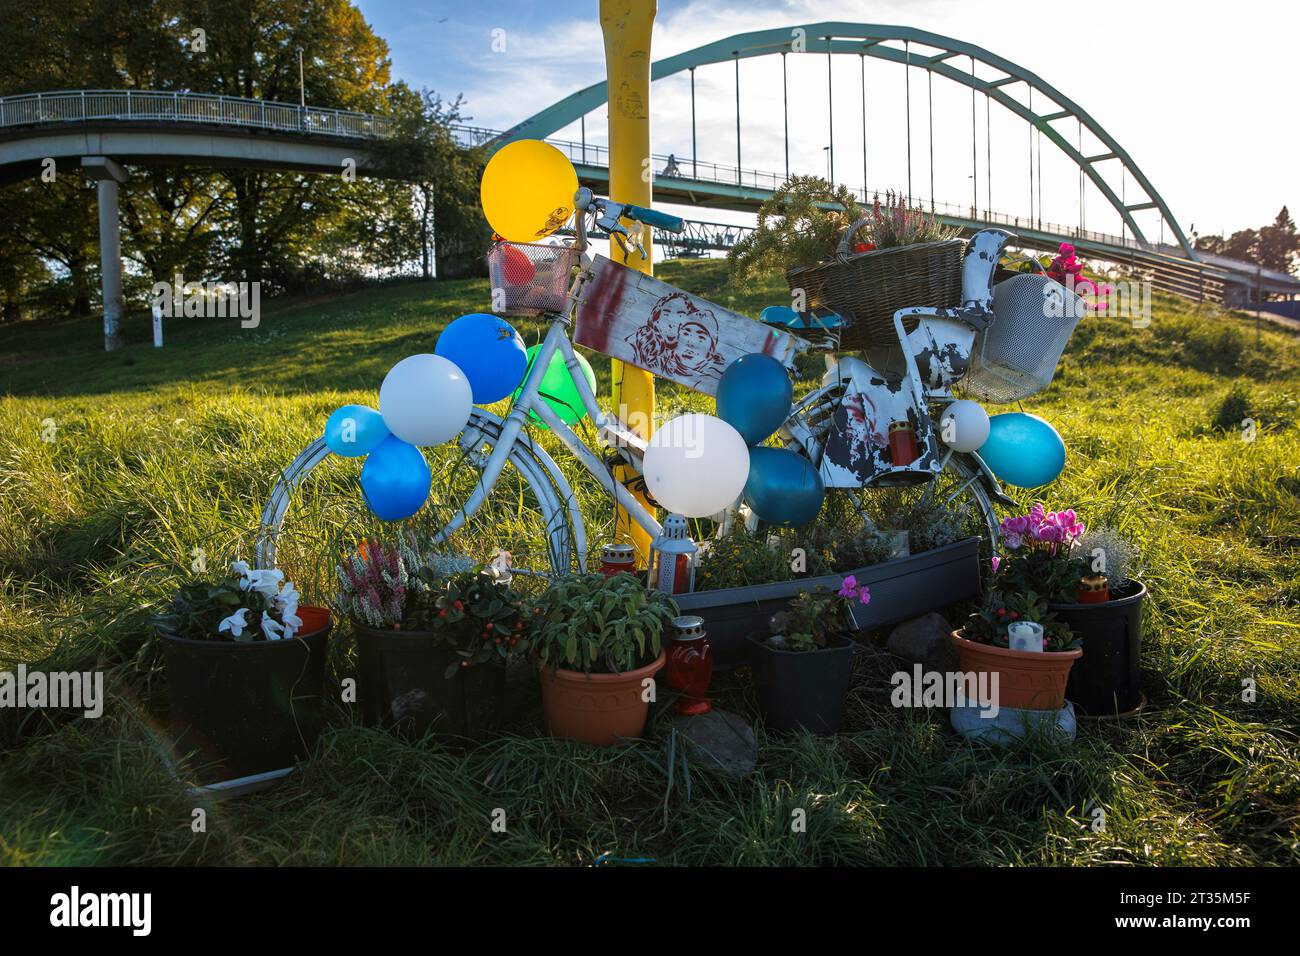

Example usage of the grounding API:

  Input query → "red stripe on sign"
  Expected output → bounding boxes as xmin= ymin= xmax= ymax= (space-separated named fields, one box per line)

xmin=574 ymin=260 xmax=627 ymax=357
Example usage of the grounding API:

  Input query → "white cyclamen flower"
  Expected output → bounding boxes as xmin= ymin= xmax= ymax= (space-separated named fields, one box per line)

xmin=260 ymin=611 xmax=285 ymax=641
xmin=218 ymin=607 xmax=250 ymax=639
xmin=245 ymin=568 xmax=284 ymax=599
xmin=231 ymin=560 xmax=253 ymax=590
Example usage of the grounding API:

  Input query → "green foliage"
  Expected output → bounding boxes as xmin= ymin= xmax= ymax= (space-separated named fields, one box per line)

xmin=727 ymin=175 xmax=863 ymax=279
xmin=963 ymin=591 xmax=1077 ymax=652
xmin=424 ymin=570 xmax=533 ymax=676
xmin=994 ymin=546 xmax=1088 ymax=605
xmin=694 ymin=525 xmax=795 ymax=591
xmin=531 ymin=573 xmax=678 ymax=675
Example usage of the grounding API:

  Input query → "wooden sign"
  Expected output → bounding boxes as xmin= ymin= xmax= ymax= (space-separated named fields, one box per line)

xmin=574 ymin=255 xmax=804 ymax=397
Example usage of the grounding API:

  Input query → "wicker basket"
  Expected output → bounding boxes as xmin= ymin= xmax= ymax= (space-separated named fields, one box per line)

xmin=786 ymin=218 xmax=965 ymax=350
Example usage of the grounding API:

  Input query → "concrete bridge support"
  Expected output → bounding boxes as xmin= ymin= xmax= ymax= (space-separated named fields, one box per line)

xmin=81 ymin=156 xmax=128 ymax=351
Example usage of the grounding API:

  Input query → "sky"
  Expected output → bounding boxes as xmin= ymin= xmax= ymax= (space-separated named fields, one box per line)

xmin=353 ymin=0 xmax=1297 ymax=244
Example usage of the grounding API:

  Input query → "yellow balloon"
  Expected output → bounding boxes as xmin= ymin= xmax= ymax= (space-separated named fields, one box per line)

xmin=480 ymin=140 xmax=579 ymax=243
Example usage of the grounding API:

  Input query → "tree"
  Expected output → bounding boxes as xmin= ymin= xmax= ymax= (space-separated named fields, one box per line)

xmin=1258 ymin=207 xmax=1300 ymax=276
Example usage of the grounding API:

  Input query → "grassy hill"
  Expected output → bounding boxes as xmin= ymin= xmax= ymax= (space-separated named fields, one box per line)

xmin=1 ymin=261 xmax=1298 ymax=865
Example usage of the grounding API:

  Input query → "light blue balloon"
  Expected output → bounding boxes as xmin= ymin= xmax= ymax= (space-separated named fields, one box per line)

xmin=435 ymin=313 xmax=528 ymax=405
xmin=324 ymin=404 xmax=389 ymax=458
xmin=743 ymin=446 xmax=825 ymax=527
xmin=359 ymin=435 xmax=432 ymax=521
xmin=716 ymin=353 xmax=794 ymax=446
xmin=978 ymin=412 xmax=1067 ymax=489
xmin=759 ymin=305 xmax=801 ymax=328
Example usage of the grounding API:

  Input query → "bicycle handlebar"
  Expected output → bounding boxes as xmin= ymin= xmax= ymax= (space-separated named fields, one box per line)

xmin=621 ymin=204 xmax=685 ymax=234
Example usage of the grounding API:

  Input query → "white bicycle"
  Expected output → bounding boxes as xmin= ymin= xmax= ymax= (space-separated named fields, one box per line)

xmin=255 ymin=192 xmax=1019 ymax=576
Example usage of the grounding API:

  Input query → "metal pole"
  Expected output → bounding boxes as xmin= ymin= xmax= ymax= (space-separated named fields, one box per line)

xmin=734 ymin=55 xmax=741 ymax=186
xmin=927 ymin=69 xmax=935 ymax=212
xmin=826 ymin=43 xmax=834 ymax=184
xmin=600 ymin=0 xmax=656 ymax=564
xmin=581 ymin=113 xmax=586 ymax=164
xmin=298 ymin=48 xmax=305 ymax=107
xmin=1027 ymin=86 xmax=1034 ymax=226
xmin=971 ymin=56 xmax=977 ymax=216
xmin=860 ymin=53 xmax=867 ymax=198
xmin=781 ymin=54 xmax=789 ymax=180
xmin=986 ymin=92 xmax=992 ymax=217
xmin=690 ymin=66 xmax=697 ymax=178
xmin=905 ymin=41 xmax=912 ymax=203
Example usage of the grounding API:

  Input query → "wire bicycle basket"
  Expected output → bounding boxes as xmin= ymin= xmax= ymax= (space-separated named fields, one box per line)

xmin=486 ymin=241 xmax=579 ymax=317
xmin=961 ymin=273 xmax=1087 ymax=404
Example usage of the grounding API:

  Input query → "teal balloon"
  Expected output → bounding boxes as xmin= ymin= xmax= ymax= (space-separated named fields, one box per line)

xmin=359 ymin=435 xmax=432 ymax=521
xmin=435 ymin=313 xmax=527 ymax=405
xmin=324 ymin=404 xmax=389 ymax=457
xmin=743 ymin=446 xmax=825 ymax=527
xmin=979 ymin=412 xmax=1067 ymax=489
xmin=716 ymin=353 xmax=793 ymax=446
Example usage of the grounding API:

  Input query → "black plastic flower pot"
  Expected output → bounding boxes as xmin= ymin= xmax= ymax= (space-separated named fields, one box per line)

xmin=354 ymin=622 xmax=505 ymax=742
xmin=1050 ymin=579 xmax=1146 ymax=717
xmin=160 ymin=611 xmax=331 ymax=785
xmin=745 ymin=632 xmax=856 ymax=735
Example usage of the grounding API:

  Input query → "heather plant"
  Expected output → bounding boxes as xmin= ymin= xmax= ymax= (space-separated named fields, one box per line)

xmin=336 ymin=537 xmax=473 ymax=629
xmin=862 ymin=191 xmax=961 ymax=249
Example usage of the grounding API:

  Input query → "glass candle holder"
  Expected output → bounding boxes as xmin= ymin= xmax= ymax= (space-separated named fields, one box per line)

xmin=666 ymin=615 xmax=712 ymax=716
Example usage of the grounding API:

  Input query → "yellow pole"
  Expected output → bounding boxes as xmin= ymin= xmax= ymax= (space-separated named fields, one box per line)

xmin=600 ymin=0 xmax=656 ymax=566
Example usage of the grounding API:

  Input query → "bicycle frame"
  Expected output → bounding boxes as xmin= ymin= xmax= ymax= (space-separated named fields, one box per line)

xmin=435 ymin=265 xmax=662 ymax=572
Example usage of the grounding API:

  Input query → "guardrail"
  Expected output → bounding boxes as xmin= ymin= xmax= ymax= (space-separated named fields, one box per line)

xmin=0 ymin=89 xmax=390 ymax=139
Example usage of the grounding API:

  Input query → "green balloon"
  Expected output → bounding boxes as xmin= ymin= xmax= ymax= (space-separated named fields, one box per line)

xmin=511 ymin=344 xmax=597 ymax=429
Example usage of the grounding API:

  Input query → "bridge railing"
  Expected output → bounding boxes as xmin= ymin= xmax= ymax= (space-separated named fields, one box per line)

xmin=0 ymin=90 xmax=390 ymax=139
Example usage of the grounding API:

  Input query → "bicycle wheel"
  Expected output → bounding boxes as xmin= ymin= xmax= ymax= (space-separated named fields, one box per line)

xmin=255 ymin=409 xmax=587 ymax=588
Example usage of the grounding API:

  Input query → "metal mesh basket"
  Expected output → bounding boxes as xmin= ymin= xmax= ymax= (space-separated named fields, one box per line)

xmin=961 ymin=273 xmax=1085 ymax=404
xmin=486 ymin=241 xmax=578 ymax=317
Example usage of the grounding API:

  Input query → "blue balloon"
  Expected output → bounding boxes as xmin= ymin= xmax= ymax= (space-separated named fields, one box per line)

xmin=716 ymin=353 xmax=794 ymax=446
xmin=435 ymin=313 xmax=528 ymax=405
xmin=978 ymin=412 xmax=1067 ymax=489
xmin=324 ymin=404 xmax=390 ymax=458
xmin=743 ymin=446 xmax=825 ymax=527
xmin=359 ymin=435 xmax=432 ymax=521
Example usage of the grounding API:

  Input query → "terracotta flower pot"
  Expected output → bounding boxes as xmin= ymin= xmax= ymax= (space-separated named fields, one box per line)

xmin=950 ymin=629 xmax=1081 ymax=711
xmin=536 ymin=651 xmax=665 ymax=747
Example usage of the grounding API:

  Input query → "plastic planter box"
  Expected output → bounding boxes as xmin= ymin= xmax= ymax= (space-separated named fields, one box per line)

xmin=675 ymin=537 xmax=982 ymax=667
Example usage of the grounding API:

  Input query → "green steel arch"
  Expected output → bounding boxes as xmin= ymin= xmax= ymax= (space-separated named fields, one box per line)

xmin=501 ymin=21 xmax=1194 ymax=259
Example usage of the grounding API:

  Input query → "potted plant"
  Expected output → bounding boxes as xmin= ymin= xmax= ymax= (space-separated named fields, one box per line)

xmin=339 ymin=538 xmax=526 ymax=741
xmin=745 ymin=576 xmax=869 ymax=734
xmin=951 ymin=505 xmax=1084 ymax=711
xmin=1049 ymin=526 xmax=1146 ymax=716
xmin=154 ymin=561 xmax=332 ymax=784
xmin=531 ymin=572 xmax=678 ymax=747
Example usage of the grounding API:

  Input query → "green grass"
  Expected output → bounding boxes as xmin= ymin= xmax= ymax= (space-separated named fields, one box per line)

xmin=2 ymin=261 xmax=1299 ymax=866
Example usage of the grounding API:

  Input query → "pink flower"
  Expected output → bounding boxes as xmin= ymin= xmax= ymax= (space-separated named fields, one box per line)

xmin=858 ymin=586 xmax=871 ymax=606
xmin=837 ymin=576 xmax=858 ymax=598
xmin=991 ymin=556 xmax=1001 ymax=573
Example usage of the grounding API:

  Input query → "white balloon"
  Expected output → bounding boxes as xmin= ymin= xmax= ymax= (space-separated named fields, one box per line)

xmin=379 ymin=354 xmax=472 ymax=447
xmin=939 ymin=399 xmax=991 ymax=453
xmin=643 ymin=414 xmax=750 ymax=519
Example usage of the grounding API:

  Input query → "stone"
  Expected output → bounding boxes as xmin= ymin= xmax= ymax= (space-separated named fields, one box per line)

xmin=887 ymin=611 xmax=957 ymax=670
xmin=671 ymin=708 xmax=757 ymax=777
